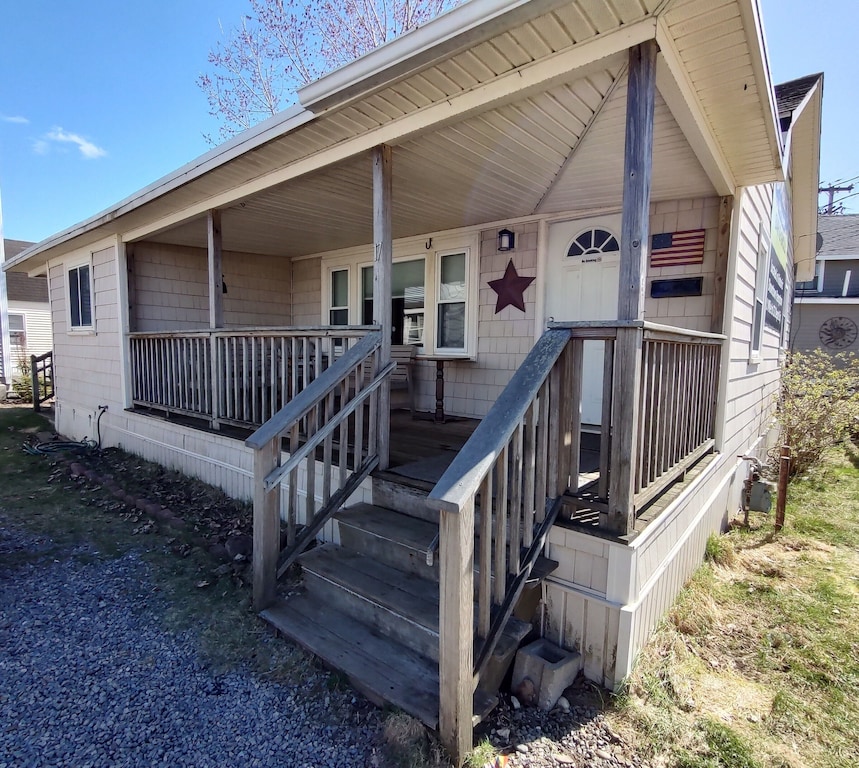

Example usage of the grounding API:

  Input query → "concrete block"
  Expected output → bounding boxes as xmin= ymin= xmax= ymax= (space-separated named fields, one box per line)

xmin=511 ymin=638 xmax=582 ymax=710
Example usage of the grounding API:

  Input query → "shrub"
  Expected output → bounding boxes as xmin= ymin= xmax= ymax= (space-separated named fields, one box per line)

xmin=771 ymin=350 xmax=859 ymax=478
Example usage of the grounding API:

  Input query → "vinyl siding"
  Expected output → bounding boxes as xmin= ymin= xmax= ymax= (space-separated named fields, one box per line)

xmin=5 ymin=300 xmax=52 ymax=377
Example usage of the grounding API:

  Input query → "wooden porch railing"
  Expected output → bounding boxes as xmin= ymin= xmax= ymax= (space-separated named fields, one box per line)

xmin=128 ymin=326 xmax=375 ymax=429
xmin=427 ymin=321 xmax=723 ymax=760
xmin=245 ymin=330 xmax=391 ymax=609
xmin=31 ymin=350 xmax=55 ymax=412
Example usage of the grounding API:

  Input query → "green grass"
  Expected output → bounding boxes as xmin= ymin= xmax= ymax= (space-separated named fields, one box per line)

xmin=615 ymin=441 xmax=859 ymax=768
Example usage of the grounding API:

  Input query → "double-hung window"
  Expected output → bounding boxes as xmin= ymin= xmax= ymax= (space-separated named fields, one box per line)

xmin=68 ymin=262 xmax=93 ymax=330
xmin=329 ymin=268 xmax=349 ymax=325
xmin=8 ymin=313 xmax=26 ymax=349
xmin=437 ymin=251 xmax=467 ymax=352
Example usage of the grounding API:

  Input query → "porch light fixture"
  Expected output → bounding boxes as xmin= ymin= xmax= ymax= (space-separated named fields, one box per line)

xmin=497 ymin=228 xmax=515 ymax=252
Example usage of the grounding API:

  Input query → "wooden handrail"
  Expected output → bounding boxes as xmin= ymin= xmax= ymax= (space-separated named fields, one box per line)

xmin=428 ymin=328 xmax=571 ymax=514
xmin=262 ymin=359 xmax=395 ymax=491
xmin=246 ymin=331 xmax=382 ymax=450
xmin=128 ymin=325 xmax=377 ymax=338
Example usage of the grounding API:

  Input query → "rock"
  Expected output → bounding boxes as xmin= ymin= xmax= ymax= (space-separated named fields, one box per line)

xmin=554 ymin=755 xmax=575 ymax=765
xmin=83 ymin=469 xmax=98 ymax=482
xmin=515 ymin=744 xmax=529 ymax=754
xmin=144 ymin=502 xmax=163 ymax=518
xmin=166 ymin=517 xmax=187 ymax=531
xmin=135 ymin=497 xmax=151 ymax=512
xmin=496 ymin=727 xmax=510 ymax=742
xmin=225 ymin=534 xmax=253 ymax=560
xmin=555 ymin=696 xmax=570 ymax=712
xmin=208 ymin=544 xmax=230 ymax=562
xmin=123 ymin=493 xmax=137 ymax=507
xmin=596 ymin=748 xmax=612 ymax=760
xmin=111 ymin=487 xmax=126 ymax=500
xmin=69 ymin=463 xmax=85 ymax=478
xmin=514 ymin=677 xmax=537 ymax=706
xmin=511 ymin=696 xmax=521 ymax=710
xmin=214 ymin=564 xmax=233 ymax=577
xmin=152 ymin=507 xmax=173 ymax=523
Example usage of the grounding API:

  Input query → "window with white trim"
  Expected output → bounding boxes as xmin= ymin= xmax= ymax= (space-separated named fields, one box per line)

xmin=361 ymin=258 xmax=426 ymax=346
xmin=751 ymin=223 xmax=769 ymax=358
xmin=68 ymin=262 xmax=93 ymax=330
xmin=437 ymin=251 xmax=467 ymax=351
xmin=329 ymin=268 xmax=349 ymax=325
xmin=8 ymin=313 xmax=25 ymax=349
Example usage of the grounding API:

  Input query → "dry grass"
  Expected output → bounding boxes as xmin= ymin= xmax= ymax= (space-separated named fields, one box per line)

xmin=613 ymin=443 xmax=859 ymax=768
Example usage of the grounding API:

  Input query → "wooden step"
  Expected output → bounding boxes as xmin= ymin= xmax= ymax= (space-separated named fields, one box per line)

xmin=372 ymin=473 xmax=437 ymax=522
xmin=336 ymin=503 xmax=439 ymax=581
xmin=261 ymin=593 xmax=441 ymax=728
xmin=262 ymin=594 xmax=500 ymax=730
xmin=300 ymin=544 xmax=441 ymax=661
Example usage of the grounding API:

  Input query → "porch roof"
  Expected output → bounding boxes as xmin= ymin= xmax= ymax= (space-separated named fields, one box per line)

xmin=7 ymin=0 xmax=784 ymax=273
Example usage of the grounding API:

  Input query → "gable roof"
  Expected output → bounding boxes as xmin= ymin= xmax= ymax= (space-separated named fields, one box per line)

xmin=2 ymin=240 xmax=48 ymax=303
xmin=775 ymin=73 xmax=824 ymax=123
xmin=818 ymin=215 xmax=859 ymax=258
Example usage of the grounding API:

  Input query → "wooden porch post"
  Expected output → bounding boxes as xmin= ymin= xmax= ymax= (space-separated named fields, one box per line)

xmin=373 ymin=145 xmax=392 ymax=470
xmin=207 ymin=209 xmax=224 ymax=329
xmin=607 ymin=40 xmax=657 ymax=535
xmin=710 ymin=195 xmax=734 ymax=334
xmin=207 ymin=209 xmax=224 ymax=428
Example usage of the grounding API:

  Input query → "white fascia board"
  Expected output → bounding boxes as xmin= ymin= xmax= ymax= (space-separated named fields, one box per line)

xmin=739 ymin=0 xmax=784 ymax=172
xmin=786 ymin=77 xmax=823 ymax=282
xmin=654 ymin=26 xmax=735 ymax=196
xmin=297 ymin=0 xmax=575 ymax=111
xmin=819 ymin=254 xmax=859 ymax=262
xmin=3 ymin=105 xmax=313 ymax=273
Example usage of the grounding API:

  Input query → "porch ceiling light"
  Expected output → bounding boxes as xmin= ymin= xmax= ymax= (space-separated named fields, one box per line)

xmin=497 ymin=228 xmax=515 ymax=252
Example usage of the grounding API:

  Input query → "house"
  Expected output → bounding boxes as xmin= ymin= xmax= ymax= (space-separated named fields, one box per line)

xmin=3 ymin=0 xmax=822 ymax=762
xmin=0 ymin=239 xmax=51 ymax=394
xmin=791 ymin=214 xmax=859 ymax=354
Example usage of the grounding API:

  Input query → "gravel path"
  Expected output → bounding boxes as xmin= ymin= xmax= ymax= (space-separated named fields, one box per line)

xmin=0 ymin=525 xmax=383 ymax=768
xmin=0 ymin=520 xmax=647 ymax=768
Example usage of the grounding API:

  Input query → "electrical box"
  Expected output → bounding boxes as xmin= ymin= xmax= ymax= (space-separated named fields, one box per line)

xmin=749 ymin=480 xmax=773 ymax=513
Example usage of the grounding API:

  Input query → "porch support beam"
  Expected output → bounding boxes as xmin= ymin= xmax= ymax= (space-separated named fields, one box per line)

xmin=372 ymin=145 xmax=392 ymax=470
xmin=607 ymin=40 xmax=657 ymax=536
xmin=207 ymin=209 xmax=224 ymax=329
xmin=710 ymin=195 xmax=734 ymax=334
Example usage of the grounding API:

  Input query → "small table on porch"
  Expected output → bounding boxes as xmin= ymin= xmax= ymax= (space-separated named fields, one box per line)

xmin=416 ymin=354 xmax=471 ymax=423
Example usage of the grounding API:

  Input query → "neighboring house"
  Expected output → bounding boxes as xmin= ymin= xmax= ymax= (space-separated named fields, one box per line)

xmin=791 ymin=214 xmax=859 ymax=354
xmin=0 ymin=239 xmax=51 ymax=387
xmin=4 ymin=1 xmax=822 ymax=762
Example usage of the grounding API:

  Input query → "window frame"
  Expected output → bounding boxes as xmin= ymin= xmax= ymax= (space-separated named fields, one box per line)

xmin=66 ymin=258 xmax=95 ymax=333
xmin=7 ymin=312 xmax=26 ymax=349
xmin=750 ymin=222 xmax=770 ymax=361
xmin=327 ymin=266 xmax=351 ymax=326
xmin=435 ymin=247 xmax=470 ymax=354
xmin=321 ymin=234 xmax=478 ymax=358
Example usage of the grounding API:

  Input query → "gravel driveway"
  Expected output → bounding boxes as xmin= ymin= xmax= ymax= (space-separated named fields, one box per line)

xmin=0 ymin=525 xmax=383 ymax=768
xmin=0 ymin=520 xmax=649 ymax=768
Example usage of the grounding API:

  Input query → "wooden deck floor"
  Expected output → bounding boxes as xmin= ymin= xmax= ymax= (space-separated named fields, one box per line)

xmin=388 ymin=410 xmax=479 ymax=468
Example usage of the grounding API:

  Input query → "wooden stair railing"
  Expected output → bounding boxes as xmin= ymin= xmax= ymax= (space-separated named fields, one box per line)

xmin=427 ymin=328 xmax=573 ymax=763
xmin=30 ymin=350 xmax=55 ymax=412
xmin=246 ymin=330 xmax=391 ymax=609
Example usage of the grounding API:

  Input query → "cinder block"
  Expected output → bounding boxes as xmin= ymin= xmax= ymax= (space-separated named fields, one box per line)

xmin=511 ymin=638 xmax=582 ymax=710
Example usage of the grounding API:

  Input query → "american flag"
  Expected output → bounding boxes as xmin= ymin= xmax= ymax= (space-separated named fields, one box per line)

xmin=649 ymin=229 xmax=706 ymax=268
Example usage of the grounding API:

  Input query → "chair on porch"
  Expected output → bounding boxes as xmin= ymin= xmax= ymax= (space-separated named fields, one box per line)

xmin=388 ymin=344 xmax=417 ymax=417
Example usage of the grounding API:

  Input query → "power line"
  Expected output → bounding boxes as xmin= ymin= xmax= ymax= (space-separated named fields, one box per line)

xmin=819 ymin=183 xmax=855 ymax=214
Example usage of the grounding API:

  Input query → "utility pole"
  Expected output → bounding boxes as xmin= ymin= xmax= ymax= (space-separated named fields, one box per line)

xmin=819 ymin=183 xmax=854 ymax=215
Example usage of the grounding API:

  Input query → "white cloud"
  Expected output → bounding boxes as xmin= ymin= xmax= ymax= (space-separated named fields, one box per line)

xmin=44 ymin=127 xmax=107 ymax=159
xmin=32 ymin=139 xmax=49 ymax=155
xmin=1 ymin=115 xmax=29 ymax=124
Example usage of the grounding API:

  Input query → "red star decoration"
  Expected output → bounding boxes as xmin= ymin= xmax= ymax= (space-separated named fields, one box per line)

xmin=488 ymin=259 xmax=535 ymax=314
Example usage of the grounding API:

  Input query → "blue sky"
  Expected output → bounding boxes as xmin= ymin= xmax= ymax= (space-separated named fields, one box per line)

xmin=0 ymin=0 xmax=855 ymax=243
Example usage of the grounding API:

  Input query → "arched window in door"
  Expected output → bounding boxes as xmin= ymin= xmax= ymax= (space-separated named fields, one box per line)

xmin=567 ymin=228 xmax=619 ymax=259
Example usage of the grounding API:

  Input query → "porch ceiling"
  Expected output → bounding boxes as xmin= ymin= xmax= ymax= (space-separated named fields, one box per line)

xmin=143 ymin=62 xmax=717 ymax=258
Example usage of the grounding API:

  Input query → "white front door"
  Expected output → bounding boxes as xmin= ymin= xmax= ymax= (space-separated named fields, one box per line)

xmin=545 ymin=215 xmax=621 ymax=426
